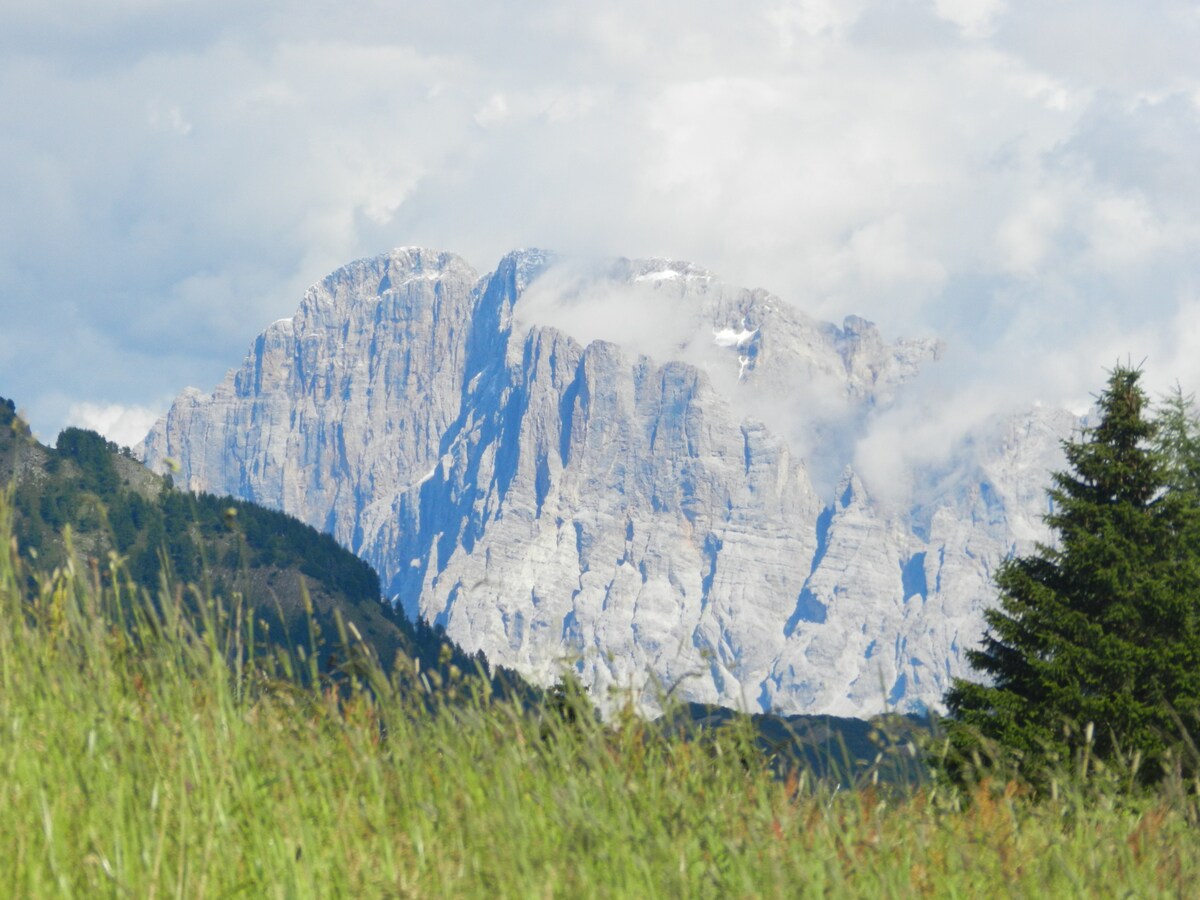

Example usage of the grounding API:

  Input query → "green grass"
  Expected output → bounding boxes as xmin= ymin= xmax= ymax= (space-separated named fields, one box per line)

xmin=4 ymin=498 xmax=1200 ymax=897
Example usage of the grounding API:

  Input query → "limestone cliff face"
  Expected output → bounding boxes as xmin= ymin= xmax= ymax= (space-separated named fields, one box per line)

xmin=142 ymin=247 xmax=1073 ymax=716
xmin=141 ymin=248 xmax=476 ymax=564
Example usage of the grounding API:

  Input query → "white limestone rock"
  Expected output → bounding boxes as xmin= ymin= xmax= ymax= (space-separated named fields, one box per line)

xmin=141 ymin=247 xmax=1074 ymax=716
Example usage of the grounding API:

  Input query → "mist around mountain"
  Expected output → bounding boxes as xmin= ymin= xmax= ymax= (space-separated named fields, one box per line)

xmin=140 ymin=247 xmax=1080 ymax=718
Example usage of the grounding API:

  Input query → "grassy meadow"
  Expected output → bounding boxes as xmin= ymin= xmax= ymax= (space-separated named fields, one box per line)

xmin=4 ymin=498 xmax=1200 ymax=897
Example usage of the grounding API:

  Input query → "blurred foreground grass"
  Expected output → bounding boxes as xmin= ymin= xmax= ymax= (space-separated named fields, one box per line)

xmin=3 ymin=493 xmax=1200 ymax=898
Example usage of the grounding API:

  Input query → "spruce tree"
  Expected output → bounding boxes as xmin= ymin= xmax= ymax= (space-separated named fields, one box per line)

xmin=946 ymin=366 xmax=1200 ymax=784
xmin=1155 ymin=385 xmax=1200 ymax=494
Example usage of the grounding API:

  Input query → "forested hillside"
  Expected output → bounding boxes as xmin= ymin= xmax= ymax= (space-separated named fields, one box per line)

xmin=0 ymin=395 xmax=520 ymax=691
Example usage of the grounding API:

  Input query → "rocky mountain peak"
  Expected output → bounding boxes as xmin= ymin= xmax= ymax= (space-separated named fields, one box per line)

xmin=141 ymin=247 xmax=1073 ymax=717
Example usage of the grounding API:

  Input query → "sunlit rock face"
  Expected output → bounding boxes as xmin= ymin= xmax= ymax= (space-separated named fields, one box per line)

xmin=142 ymin=247 xmax=1075 ymax=716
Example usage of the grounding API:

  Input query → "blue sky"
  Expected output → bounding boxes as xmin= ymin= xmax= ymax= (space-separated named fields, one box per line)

xmin=3 ymin=0 xmax=1200 ymax=447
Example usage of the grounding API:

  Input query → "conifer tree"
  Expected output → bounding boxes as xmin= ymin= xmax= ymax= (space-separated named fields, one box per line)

xmin=946 ymin=366 xmax=1200 ymax=784
xmin=1155 ymin=385 xmax=1200 ymax=494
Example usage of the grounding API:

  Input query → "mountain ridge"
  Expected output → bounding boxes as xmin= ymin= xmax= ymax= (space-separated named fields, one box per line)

xmin=140 ymin=247 xmax=1076 ymax=717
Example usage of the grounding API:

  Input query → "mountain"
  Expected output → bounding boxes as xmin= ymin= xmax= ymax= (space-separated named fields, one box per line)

xmin=140 ymin=248 xmax=1077 ymax=717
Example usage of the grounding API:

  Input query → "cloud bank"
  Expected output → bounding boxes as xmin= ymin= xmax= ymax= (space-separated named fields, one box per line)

xmin=1 ymin=1 xmax=1198 ymax=456
xmin=64 ymin=402 xmax=162 ymax=450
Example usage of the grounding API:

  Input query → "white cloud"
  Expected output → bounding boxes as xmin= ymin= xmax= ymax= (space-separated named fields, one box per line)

xmin=0 ymin=0 xmax=1197 ymax=455
xmin=65 ymin=402 xmax=162 ymax=449
xmin=147 ymin=102 xmax=193 ymax=135
xmin=512 ymin=260 xmax=719 ymax=367
xmin=766 ymin=0 xmax=867 ymax=46
xmin=933 ymin=0 xmax=1006 ymax=37
xmin=994 ymin=190 xmax=1066 ymax=276
xmin=474 ymin=93 xmax=509 ymax=127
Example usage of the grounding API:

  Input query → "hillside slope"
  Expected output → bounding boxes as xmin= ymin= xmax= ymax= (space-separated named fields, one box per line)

xmin=1 ymin=395 xmax=505 ymax=685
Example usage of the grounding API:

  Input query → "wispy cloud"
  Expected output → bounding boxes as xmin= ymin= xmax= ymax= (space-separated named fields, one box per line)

xmin=0 ymin=0 xmax=1197 ymax=448
xmin=64 ymin=401 xmax=160 ymax=449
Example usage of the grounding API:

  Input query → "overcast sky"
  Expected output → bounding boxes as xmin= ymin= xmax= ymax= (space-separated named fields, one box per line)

xmin=3 ymin=0 xmax=1200 ymax=448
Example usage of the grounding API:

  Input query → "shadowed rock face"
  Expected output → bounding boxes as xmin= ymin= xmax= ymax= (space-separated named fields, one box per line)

xmin=142 ymin=247 xmax=1075 ymax=717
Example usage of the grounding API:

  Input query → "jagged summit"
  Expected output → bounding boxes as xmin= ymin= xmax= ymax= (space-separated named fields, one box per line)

xmin=141 ymin=248 xmax=1071 ymax=717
